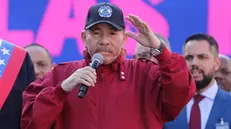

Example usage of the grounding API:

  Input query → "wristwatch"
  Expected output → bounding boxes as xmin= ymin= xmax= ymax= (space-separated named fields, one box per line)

xmin=150 ymin=40 xmax=166 ymax=56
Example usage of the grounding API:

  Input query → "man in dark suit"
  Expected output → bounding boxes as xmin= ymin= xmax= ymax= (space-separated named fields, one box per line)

xmin=164 ymin=34 xmax=231 ymax=129
xmin=0 ymin=39 xmax=35 ymax=129
xmin=215 ymin=54 xmax=231 ymax=92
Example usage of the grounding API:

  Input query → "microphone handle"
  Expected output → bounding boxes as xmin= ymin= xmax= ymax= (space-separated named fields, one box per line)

xmin=78 ymin=85 xmax=88 ymax=99
xmin=77 ymin=60 xmax=100 ymax=99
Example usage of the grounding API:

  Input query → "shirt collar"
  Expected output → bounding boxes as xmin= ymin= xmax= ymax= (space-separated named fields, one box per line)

xmin=201 ymin=80 xmax=218 ymax=100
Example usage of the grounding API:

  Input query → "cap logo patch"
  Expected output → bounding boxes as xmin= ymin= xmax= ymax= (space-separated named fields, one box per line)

xmin=98 ymin=5 xmax=112 ymax=18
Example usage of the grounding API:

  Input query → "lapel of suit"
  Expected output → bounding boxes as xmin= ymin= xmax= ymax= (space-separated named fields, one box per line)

xmin=175 ymin=107 xmax=189 ymax=129
xmin=164 ymin=107 xmax=188 ymax=129
xmin=181 ymin=107 xmax=189 ymax=129
xmin=205 ymin=88 xmax=229 ymax=129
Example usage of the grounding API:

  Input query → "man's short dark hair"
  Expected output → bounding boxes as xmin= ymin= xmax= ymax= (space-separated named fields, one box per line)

xmin=24 ymin=43 xmax=53 ymax=62
xmin=183 ymin=33 xmax=219 ymax=56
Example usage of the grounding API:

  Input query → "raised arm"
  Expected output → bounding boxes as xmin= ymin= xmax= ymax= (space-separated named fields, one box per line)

xmin=125 ymin=14 xmax=196 ymax=123
xmin=150 ymin=48 xmax=196 ymax=122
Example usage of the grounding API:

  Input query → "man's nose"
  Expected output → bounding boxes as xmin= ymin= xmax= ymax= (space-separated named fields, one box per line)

xmin=100 ymin=34 xmax=110 ymax=45
xmin=191 ymin=57 xmax=200 ymax=66
xmin=34 ymin=66 xmax=41 ymax=78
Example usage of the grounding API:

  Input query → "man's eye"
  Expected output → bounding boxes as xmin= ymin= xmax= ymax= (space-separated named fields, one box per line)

xmin=198 ymin=56 xmax=206 ymax=60
xmin=110 ymin=32 xmax=116 ymax=35
xmin=38 ymin=63 xmax=46 ymax=67
xmin=185 ymin=56 xmax=193 ymax=60
xmin=93 ymin=32 xmax=100 ymax=34
xmin=221 ymin=70 xmax=231 ymax=75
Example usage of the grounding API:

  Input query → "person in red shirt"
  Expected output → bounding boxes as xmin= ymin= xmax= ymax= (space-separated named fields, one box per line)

xmin=21 ymin=2 xmax=196 ymax=129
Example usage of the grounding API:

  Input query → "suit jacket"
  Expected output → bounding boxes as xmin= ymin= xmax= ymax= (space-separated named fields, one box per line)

xmin=164 ymin=88 xmax=231 ymax=129
xmin=0 ymin=53 xmax=35 ymax=129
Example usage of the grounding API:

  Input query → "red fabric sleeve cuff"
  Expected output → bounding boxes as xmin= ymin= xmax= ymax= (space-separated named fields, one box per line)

xmin=154 ymin=47 xmax=172 ymax=65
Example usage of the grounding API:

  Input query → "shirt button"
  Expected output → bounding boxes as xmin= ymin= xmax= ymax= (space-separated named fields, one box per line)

xmin=121 ymin=72 xmax=124 ymax=75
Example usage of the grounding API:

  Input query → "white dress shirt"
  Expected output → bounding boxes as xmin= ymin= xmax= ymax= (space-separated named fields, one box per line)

xmin=186 ymin=80 xmax=218 ymax=129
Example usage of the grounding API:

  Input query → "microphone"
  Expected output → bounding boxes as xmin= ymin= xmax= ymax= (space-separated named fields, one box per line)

xmin=78 ymin=53 xmax=104 ymax=99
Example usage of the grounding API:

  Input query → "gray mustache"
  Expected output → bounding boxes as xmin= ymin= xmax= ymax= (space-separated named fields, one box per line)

xmin=96 ymin=47 xmax=113 ymax=53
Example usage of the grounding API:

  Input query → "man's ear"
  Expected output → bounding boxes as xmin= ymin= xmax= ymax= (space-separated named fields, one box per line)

xmin=215 ymin=56 xmax=221 ymax=71
xmin=81 ymin=30 xmax=87 ymax=45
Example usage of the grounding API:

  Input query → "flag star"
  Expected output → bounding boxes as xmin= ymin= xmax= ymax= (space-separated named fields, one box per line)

xmin=0 ymin=59 xmax=5 ymax=65
xmin=1 ymin=47 xmax=10 ymax=55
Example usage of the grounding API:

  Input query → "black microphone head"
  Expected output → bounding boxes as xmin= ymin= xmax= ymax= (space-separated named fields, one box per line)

xmin=92 ymin=53 xmax=104 ymax=64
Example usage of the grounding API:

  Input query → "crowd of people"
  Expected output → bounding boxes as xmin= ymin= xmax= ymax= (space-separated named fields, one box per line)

xmin=0 ymin=2 xmax=231 ymax=129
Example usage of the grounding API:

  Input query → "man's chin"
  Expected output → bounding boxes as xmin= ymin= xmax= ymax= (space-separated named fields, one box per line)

xmin=195 ymin=79 xmax=213 ymax=91
xmin=195 ymin=81 xmax=208 ymax=90
xmin=103 ymin=60 xmax=114 ymax=64
xmin=102 ymin=57 xmax=114 ymax=64
xmin=216 ymin=81 xmax=222 ymax=85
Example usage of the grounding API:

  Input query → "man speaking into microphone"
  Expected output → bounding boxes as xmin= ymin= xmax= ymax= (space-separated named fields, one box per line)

xmin=21 ymin=2 xmax=196 ymax=129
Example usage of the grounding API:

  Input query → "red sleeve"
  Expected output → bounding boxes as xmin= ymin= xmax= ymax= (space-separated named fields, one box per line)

xmin=150 ymin=48 xmax=196 ymax=122
xmin=21 ymin=65 xmax=70 ymax=129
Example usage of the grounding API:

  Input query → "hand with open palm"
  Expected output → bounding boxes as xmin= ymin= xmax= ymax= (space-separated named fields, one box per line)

xmin=125 ymin=14 xmax=161 ymax=49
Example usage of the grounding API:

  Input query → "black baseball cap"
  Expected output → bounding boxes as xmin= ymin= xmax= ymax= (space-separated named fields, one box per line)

xmin=85 ymin=2 xmax=125 ymax=30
